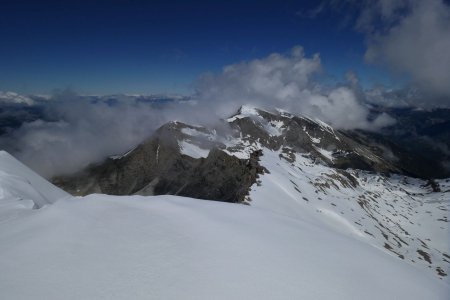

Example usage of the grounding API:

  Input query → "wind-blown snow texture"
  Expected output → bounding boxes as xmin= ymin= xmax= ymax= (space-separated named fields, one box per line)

xmin=1 ymin=109 xmax=450 ymax=299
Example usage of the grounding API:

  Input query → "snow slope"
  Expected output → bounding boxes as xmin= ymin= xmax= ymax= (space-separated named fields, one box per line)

xmin=0 ymin=151 xmax=69 ymax=209
xmin=222 ymin=106 xmax=450 ymax=280
xmin=0 ymin=196 xmax=448 ymax=300
xmin=1 ymin=151 xmax=449 ymax=299
xmin=249 ymin=149 xmax=450 ymax=280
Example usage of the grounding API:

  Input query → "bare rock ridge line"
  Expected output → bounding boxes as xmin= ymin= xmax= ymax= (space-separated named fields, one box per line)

xmin=53 ymin=106 xmax=445 ymax=202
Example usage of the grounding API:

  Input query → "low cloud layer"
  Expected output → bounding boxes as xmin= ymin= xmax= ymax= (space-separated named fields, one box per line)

xmin=195 ymin=46 xmax=394 ymax=130
xmin=0 ymin=92 xmax=208 ymax=178
xmin=1 ymin=46 xmax=396 ymax=178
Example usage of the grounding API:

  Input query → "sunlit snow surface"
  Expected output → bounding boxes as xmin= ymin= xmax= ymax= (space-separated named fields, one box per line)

xmin=0 ymin=151 xmax=69 ymax=209
xmin=1 ymin=151 xmax=449 ymax=299
xmin=179 ymin=140 xmax=210 ymax=158
xmin=251 ymin=150 xmax=450 ymax=279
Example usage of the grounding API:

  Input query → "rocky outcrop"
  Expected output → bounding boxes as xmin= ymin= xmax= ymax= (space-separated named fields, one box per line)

xmin=227 ymin=107 xmax=400 ymax=175
xmin=53 ymin=124 xmax=266 ymax=203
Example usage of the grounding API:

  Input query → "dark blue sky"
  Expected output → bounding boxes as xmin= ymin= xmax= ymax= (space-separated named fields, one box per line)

xmin=0 ymin=0 xmax=389 ymax=94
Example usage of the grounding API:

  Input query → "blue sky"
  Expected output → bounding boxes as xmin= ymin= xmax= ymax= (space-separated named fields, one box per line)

xmin=0 ymin=0 xmax=390 ymax=95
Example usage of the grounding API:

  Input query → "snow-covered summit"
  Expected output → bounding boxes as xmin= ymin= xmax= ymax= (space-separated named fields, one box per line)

xmin=227 ymin=104 xmax=261 ymax=122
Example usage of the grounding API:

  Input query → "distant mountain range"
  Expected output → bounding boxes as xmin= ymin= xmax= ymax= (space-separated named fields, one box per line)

xmin=0 ymin=92 xmax=187 ymax=134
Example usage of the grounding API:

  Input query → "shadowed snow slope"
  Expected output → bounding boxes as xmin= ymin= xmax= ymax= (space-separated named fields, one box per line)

xmin=0 ymin=152 xmax=449 ymax=299
xmin=0 ymin=151 xmax=69 ymax=209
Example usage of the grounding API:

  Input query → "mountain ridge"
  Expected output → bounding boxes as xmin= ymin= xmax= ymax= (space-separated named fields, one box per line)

xmin=54 ymin=105 xmax=442 ymax=199
xmin=51 ymin=105 xmax=450 ymax=280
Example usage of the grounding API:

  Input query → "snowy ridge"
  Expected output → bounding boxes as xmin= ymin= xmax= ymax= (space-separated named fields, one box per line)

xmin=0 ymin=151 xmax=69 ymax=209
xmin=226 ymin=104 xmax=260 ymax=122
xmin=0 ymin=154 xmax=449 ymax=299
xmin=223 ymin=106 xmax=358 ymax=165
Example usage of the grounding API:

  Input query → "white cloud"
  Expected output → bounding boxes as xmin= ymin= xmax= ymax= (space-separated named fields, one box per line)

xmin=0 ymin=92 xmax=208 ymax=178
xmin=363 ymin=0 xmax=450 ymax=104
xmin=1 ymin=47 xmax=397 ymax=178
xmin=308 ymin=0 xmax=450 ymax=106
xmin=195 ymin=46 xmax=394 ymax=130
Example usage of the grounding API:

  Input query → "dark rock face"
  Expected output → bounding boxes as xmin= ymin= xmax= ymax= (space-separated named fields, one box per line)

xmin=154 ymin=149 xmax=265 ymax=202
xmin=53 ymin=124 xmax=266 ymax=203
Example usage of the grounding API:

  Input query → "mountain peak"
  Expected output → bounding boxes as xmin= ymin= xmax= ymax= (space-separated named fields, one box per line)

xmin=227 ymin=104 xmax=261 ymax=122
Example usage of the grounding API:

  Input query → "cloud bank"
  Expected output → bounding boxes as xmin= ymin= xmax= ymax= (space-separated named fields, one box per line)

xmin=304 ymin=0 xmax=450 ymax=106
xmin=1 ymin=46 xmax=395 ymax=178
xmin=320 ymin=0 xmax=450 ymax=106
xmin=195 ymin=46 xmax=394 ymax=130
xmin=364 ymin=0 xmax=450 ymax=105
xmin=0 ymin=92 xmax=206 ymax=178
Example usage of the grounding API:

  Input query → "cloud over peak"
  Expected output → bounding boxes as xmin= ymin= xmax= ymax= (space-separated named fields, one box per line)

xmin=195 ymin=46 xmax=394 ymax=130
xmin=1 ymin=46 xmax=396 ymax=178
